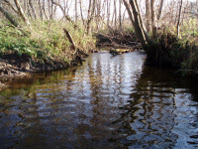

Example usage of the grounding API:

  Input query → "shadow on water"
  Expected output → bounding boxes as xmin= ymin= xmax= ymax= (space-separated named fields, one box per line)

xmin=114 ymin=66 xmax=198 ymax=149
xmin=0 ymin=52 xmax=198 ymax=149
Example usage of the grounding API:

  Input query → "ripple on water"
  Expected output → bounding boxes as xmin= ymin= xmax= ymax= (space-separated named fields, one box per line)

xmin=0 ymin=52 xmax=198 ymax=148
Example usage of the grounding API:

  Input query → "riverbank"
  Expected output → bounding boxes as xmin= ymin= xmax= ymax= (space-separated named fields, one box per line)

xmin=0 ymin=52 xmax=87 ymax=91
xmin=0 ymin=21 xmax=96 ymax=90
xmin=0 ymin=53 xmax=69 ymax=77
xmin=0 ymin=25 xmax=139 ymax=79
xmin=145 ymin=33 xmax=198 ymax=75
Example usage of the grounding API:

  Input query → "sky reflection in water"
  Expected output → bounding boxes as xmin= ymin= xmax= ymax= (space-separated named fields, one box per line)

xmin=0 ymin=52 xmax=198 ymax=149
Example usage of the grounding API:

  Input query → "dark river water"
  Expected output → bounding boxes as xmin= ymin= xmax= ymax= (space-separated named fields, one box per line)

xmin=0 ymin=52 xmax=198 ymax=149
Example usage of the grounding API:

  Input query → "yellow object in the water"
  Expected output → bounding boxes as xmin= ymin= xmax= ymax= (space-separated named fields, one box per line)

xmin=115 ymin=49 xmax=132 ymax=53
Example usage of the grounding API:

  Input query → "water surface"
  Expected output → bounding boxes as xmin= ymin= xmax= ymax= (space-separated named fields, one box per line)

xmin=0 ymin=52 xmax=198 ymax=149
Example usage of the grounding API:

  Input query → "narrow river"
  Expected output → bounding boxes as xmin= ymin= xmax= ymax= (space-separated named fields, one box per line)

xmin=0 ymin=52 xmax=198 ymax=149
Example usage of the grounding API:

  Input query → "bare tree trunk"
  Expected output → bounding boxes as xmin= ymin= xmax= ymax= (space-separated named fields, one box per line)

xmin=122 ymin=9 xmax=127 ymax=24
xmin=23 ymin=0 xmax=27 ymax=13
xmin=38 ymin=0 xmax=43 ymax=20
xmin=48 ymin=0 xmax=51 ymax=19
xmin=3 ymin=0 xmax=19 ymax=15
xmin=124 ymin=0 xmax=151 ymax=49
xmin=52 ymin=2 xmax=57 ymax=19
xmin=49 ymin=0 xmax=53 ymax=19
xmin=111 ymin=10 xmax=115 ymax=26
xmin=100 ymin=0 xmax=107 ymax=30
xmin=0 ymin=6 xmax=19 ymax=27
xmin=66 ymin=0 xmax=73 ymax=16
xmin=75 ymin=0 xmax=78 ymax=22
xmin=157 ymin=0 xmax=164 ymax=20
xmin=50 ymin=0 xmax=55 ymax=19
xmin=107 ymin=0 xmax=111 ymax=26
xmin=87 ymin=0 xmax=92 ymax=21
xmin=99 ymin=0 xmax=106 ymax=30
xmin=42 ymin=0 xmax=49 ymax=20
xmin=123 ymin=0 xmax=135 ymax=25
xmin=27 ymin=1 xmax=33 ymax=19
xmin=14 ymin=0 xmax=31 ymax=26
xmin=119 ymin=0 xmax=122 ymax=29
xmin=79 ymin=0 xmax=85 ymax=25
xmin=177 ymin=0 xmax=183 ymax=38
xmin=113 ymin=0 xmax=117 ymax=28
xmin=145 ymin=0 xmax=151 ymax=32
xmin=29 ymin=0 xmax=37 ymax=19
xmin=151 ymin=0 xmax=157 ymax=36
xmin=87 ymin=0 xmax=96 ymax=34
xmin=95 ymin=0 xmax=100 ymax=31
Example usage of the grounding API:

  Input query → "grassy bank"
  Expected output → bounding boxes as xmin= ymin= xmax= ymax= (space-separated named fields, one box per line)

xmin=0 ymin=20 xmax=95 ymax=77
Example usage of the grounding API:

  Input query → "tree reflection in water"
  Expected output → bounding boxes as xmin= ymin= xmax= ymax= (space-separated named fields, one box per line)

xmin=0 ymin=52 xmax=198 ymax=149
xmin=114 ymin=66 xmax=198 ymax=149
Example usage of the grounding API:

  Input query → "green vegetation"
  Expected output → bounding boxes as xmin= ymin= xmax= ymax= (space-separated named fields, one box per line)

xmin=145 ymin=17 xmax=198 ymax=76
xmin=0 ymin=20 xmax=95 ymax=65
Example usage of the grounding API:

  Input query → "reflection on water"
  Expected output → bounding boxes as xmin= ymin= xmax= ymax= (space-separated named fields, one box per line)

xmin=0 ymin=52 xmax=198 ymax=149
xmin=115 ymin=66 xmax=198 ymax=149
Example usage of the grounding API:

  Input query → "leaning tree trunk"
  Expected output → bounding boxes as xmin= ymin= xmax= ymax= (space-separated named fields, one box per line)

xmin=157 ymin=0 xmax=164 ymax=20
xmin=0 ymin=6 xmax=19 ymax=27
xmin=123 ymin=0 xmax=134 ymax=25
xmin=177 ymin=0 xmax=183 ymax=38
xmin=129 ymin=0 xmax=149 ymax=48
xmin=3 ymin=0 xmax=19 ymax=15
xmin=14 ymin=0 xmax=31 ymax=26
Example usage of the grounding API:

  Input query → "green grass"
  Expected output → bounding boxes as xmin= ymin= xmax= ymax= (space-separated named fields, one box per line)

xmin=0 ymin=20 xmax=96 ymax=64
